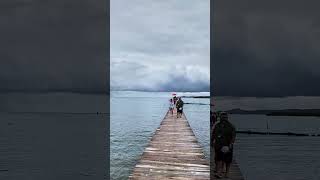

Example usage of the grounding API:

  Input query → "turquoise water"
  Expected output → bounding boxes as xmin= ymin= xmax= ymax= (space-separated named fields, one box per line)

xmin=110 ymin=91 xmax=209 ymax=180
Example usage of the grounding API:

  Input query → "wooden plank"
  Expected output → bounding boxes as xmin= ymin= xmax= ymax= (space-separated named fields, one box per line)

xmin=129 ymin=110 xmax=244 ymax=179
xmin=210 ymin=156 xmax=244 ymax=180
xmin=129 ymin=111 xmax=210 ymax=180
xmin=210 ymin=135 xmax=244 ymax=179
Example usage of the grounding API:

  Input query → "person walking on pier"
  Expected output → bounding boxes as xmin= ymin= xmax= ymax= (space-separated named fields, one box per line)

xmin=211 ymin=111 xmax=220 ymax=174
xmin=173 ymin=95 xmax=177 ymax=105
xmin=212 ymin=112 xmax=236 ymax=178
xmin=176 ymin=97 xmax=184 ymax=118
xmin=169 ymin=98 xmax=174 ymax=115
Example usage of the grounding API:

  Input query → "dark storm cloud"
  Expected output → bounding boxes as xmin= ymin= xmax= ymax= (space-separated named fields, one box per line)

xmin=0 ymin=0 xmax=107 ymax=93
xmin=111 ymin=60 xmax=209 ymax=92
xmin=158 ymin=75 xmax=210 ymax=92
xmin=213 ymin=0 xmax=320 ymax=97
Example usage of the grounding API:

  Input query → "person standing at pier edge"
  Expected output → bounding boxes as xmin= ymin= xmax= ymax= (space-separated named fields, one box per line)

xmin=176 ymin=97 xmax=184 ymax=118
xmin=212 ymin=112 xmax=236 ymax=178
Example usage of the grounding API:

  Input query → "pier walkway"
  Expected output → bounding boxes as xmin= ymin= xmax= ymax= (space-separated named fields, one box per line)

xmin=210 ymin=153 xmax=244 ymax=180
xmin=129 ymin=110 xmax=244 ymax=179
xmin=129 ymin=111 xmax=210 ymax=179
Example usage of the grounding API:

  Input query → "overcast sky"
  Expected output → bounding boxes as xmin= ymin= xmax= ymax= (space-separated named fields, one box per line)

xmin=213 ymin=0 xmax=320 ymax=97
xmin=111 ymin=0 xmax=210 ymax=92
xmin=3 ymin=0 xmax=319 ymax=96
xmin=1 ymin=0 xmax=107 ymax=94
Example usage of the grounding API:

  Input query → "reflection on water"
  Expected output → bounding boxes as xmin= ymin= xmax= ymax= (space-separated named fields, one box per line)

xmin=110 ymin=91 xmax=209 ymax=180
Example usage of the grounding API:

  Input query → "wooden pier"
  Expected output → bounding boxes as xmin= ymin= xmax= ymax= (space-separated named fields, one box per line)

xmin=129 ymin=111 xmax=210 ymax=179
xmin=210 ymin=153 xmax=244 ymax=180
xmin=227 ymin=160 xmax=244 ymax=180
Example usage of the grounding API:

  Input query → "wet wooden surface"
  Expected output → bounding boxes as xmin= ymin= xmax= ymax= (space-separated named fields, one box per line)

xmin=129 ymin=110 xmax=210 ymax=180
xmin=210 ymin=120 xmax=245 ymax=179
xmin=228 ymin=160 xmax=244 ymax=180
xmin=211 ymin=154 xmax=244 ymax=180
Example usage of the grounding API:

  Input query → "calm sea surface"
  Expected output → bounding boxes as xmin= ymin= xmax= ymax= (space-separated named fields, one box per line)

xmin=2 ymin=93 xmax=319 ymax=179
xmin=110 ymin=91 xmax=210 ymax=180
xmin=216 ymin=97 xmax=320 ymax=180
xmin=0 ymin=93 xmax=107 ymax=180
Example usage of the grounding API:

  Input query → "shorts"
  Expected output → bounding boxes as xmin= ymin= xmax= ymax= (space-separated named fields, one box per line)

xmin=214 ymin=145 xmax=233 ymax=164
xmin=177 ymin=108 xmax=183 ymax=113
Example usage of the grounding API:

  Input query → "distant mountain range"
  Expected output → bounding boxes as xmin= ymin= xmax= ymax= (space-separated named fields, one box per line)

xmin=226 ymin=108 xmax=320 ymax=117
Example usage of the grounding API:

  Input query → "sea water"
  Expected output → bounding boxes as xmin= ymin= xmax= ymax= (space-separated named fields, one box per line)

xmin=110 ymin=91 xmax=210 ymax=180
xmin=0 ymin=93 xmax=107 ymax=180
xmin=215 ymin=96 xmax=320 ymax=180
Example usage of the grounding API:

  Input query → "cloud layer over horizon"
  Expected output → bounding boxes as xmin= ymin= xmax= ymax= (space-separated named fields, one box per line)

xmin=111 ymin=0 xmax=210 ymax=92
